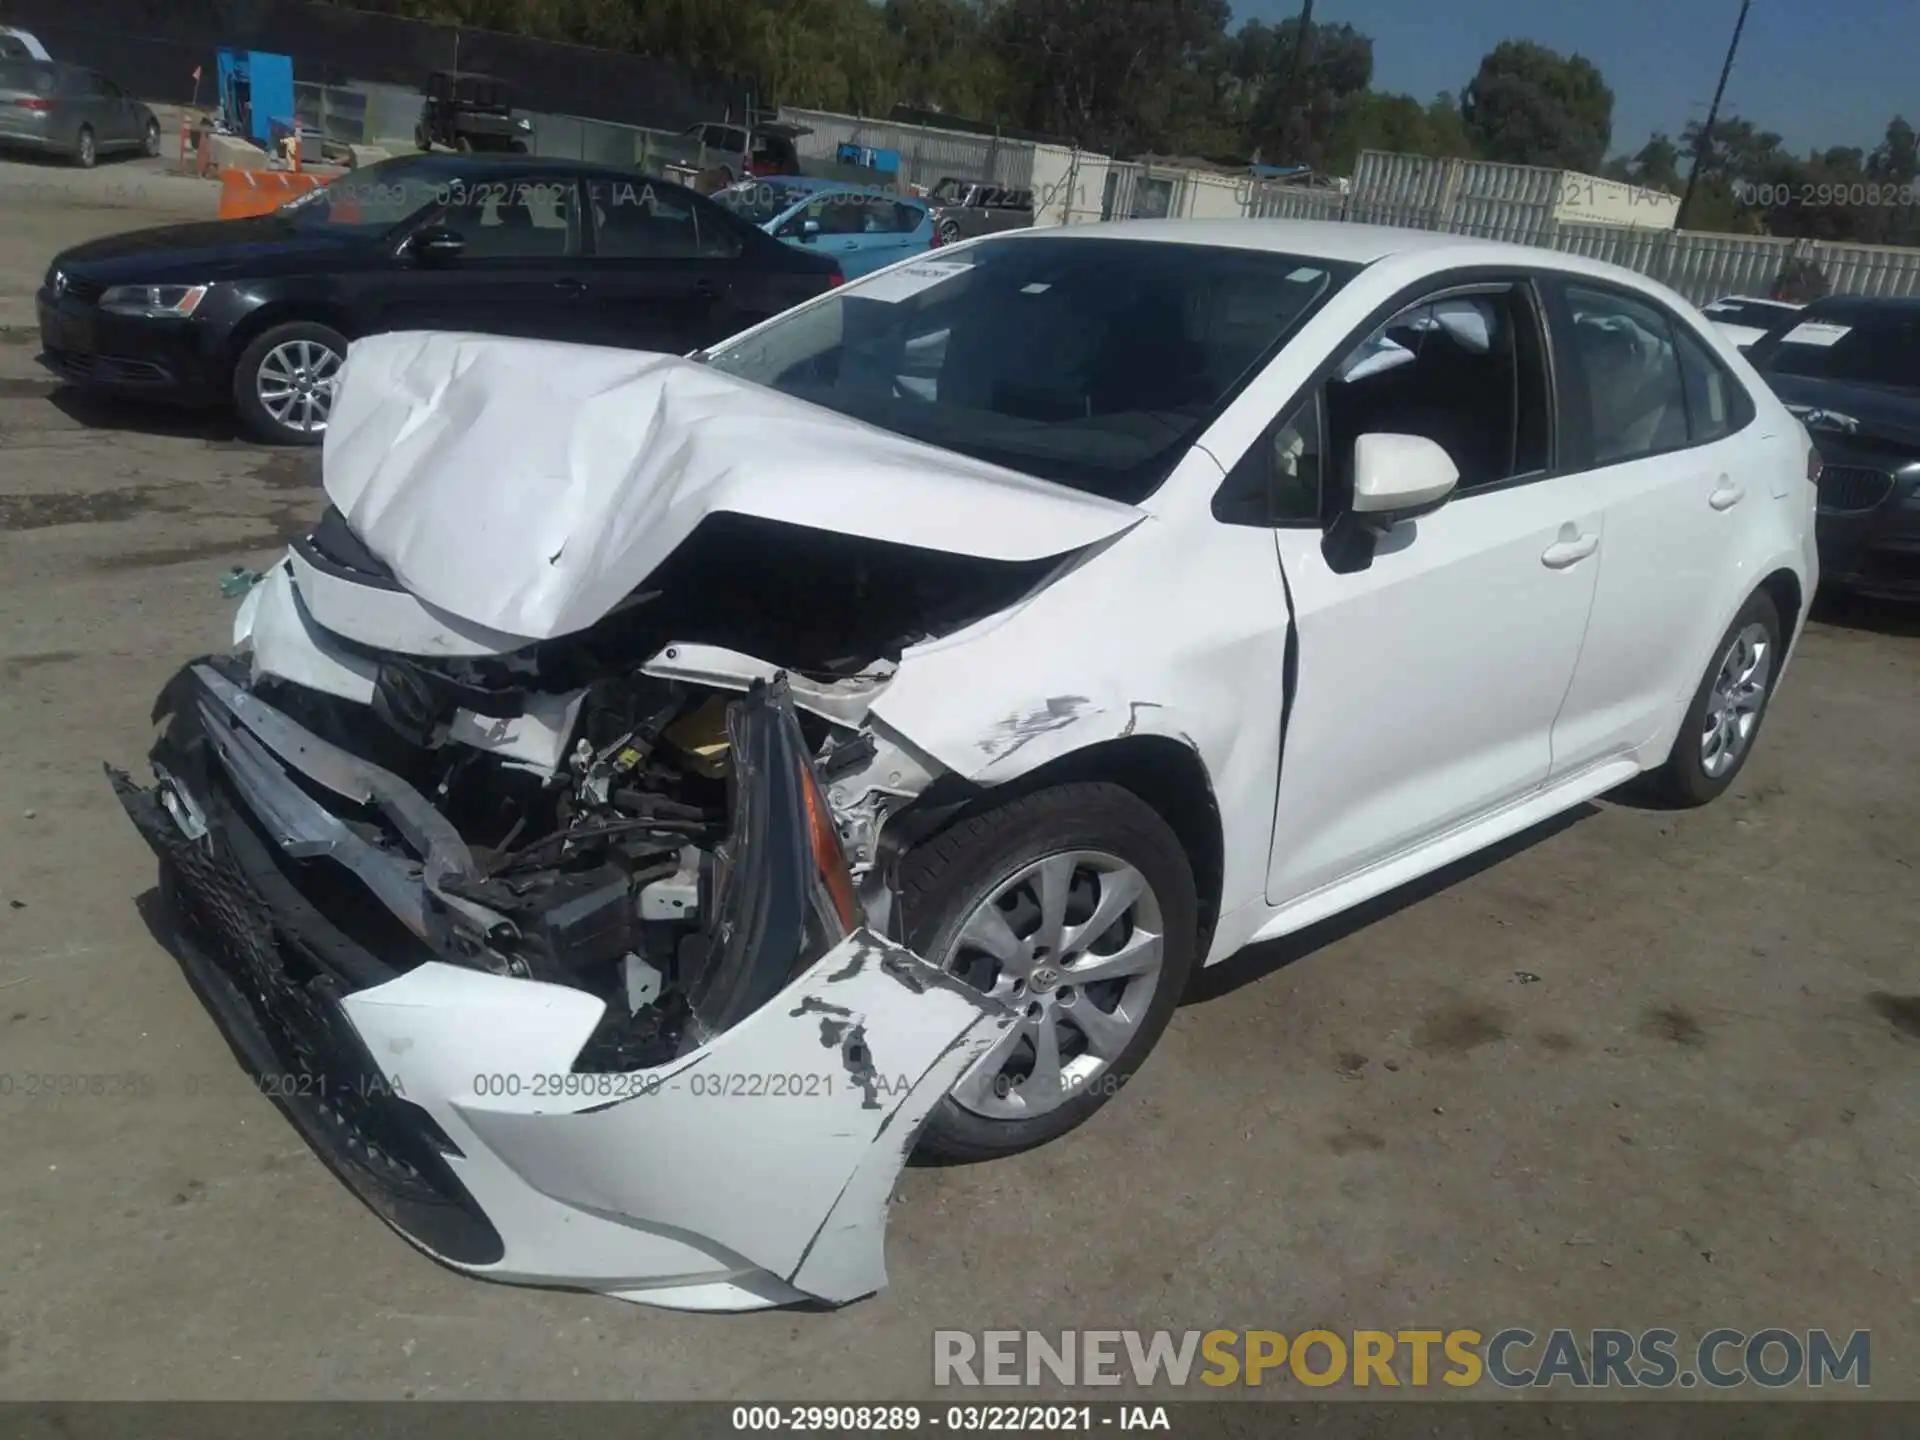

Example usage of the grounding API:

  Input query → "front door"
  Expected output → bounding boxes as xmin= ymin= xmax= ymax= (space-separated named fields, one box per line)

xmin=1261 ymin=282 xmax=1605 ymax=907
xmin=1541 ymin=281 xmax=1768 ymax=775
xmin=370 ymin=174 xmax=584 ymax=341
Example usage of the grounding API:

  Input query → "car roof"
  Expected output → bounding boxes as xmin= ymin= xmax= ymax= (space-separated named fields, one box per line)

xmin=1801 ymin=294 xmax=1920 ymax=321
xmin=992 ymin=218 xmax=1724 ymax=295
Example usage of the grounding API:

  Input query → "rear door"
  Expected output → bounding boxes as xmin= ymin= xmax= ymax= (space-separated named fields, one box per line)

xmin=92 ymin=72 xmax=140 ymax=146
xmin=1540 ymin=280 xmax=1769 ymax=777
xmin=370 ymin=174 xmax=585 ymax=340
xmin=577 ymin=178 xmax=743 ymax=353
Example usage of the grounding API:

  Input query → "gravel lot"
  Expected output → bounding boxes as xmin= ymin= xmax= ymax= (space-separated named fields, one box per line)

xmin=0 ymin=153 xmax=1915 ymax=1402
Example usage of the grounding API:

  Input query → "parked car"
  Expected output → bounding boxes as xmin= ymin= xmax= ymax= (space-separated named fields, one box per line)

xmin=109 ymin=221 xmax=1816 ymax=1314
xmin=1749 ymin=294 xmax=1920 ymax=599
xmin=926 ymin=177 xmax=1034 ymax=245
xmin=682 ymin=121 xmax=804 ymax=183
xmin=0 ymin=58 xmax=158 ymax=168
xmin=415 ymin=71 xmax=532 ymax=154
xmin=1700 ymin=294 xmax=1804 ymax=352
xmin=0 ymin=25 xmax=51 ymax=60
xmin=715 ymin=179 xmax=932 ymax=278
xmin=35 ymin=154 xmax=842 ymax=444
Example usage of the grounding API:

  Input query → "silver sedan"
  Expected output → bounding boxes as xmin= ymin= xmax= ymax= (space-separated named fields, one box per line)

xmin=0 ymin=58 xmax=158 ymax=168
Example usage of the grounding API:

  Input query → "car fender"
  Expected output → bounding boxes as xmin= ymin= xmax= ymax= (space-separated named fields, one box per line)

xmin=869 ymin=455 xmax=1293 ymax=928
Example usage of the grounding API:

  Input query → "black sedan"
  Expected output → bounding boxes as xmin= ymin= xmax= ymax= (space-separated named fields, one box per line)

xmin=1749 ymin=295 xmax=1920 ymax=601
xmin=36 ymin=154 xmax=844 ymax=444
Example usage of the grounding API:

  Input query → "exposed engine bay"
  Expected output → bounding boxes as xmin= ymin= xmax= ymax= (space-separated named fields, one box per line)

xmin=190 ymin=502 xmax=1053 ymax=1076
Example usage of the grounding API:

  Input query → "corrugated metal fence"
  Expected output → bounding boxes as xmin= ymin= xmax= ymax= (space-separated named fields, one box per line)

xmin=1244 ymin=175 xmax=1920 ymax=305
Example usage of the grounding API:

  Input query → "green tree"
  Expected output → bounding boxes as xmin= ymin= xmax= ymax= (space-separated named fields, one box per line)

xmin=1461 ymin=39 xmax=1613 ymax=172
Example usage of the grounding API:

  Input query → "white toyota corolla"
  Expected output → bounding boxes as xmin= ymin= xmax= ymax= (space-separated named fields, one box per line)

xmin=112 ymin=220 xmax=1818 ymax=1312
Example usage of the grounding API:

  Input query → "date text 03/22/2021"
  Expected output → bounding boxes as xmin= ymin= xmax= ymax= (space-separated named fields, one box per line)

xmin=732 ymin=1406 xmax=1172 ymax=1432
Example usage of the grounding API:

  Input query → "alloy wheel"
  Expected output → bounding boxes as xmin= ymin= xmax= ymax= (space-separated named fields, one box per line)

xmin=937 ymin=850 xmax=1166 ymax=1120
xmin=256 ymin=339 xmax=343 ymax=437
xmin=1700 ymin=620 xmax=1771 ymax=778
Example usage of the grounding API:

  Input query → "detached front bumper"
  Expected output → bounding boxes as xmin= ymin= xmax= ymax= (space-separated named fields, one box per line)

xmin=113 ymin=664 xmax=1011 ymax=1311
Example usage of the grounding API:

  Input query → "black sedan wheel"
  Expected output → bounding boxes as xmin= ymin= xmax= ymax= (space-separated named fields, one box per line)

xmin=232 ymin=322 xmax=347 ymax=446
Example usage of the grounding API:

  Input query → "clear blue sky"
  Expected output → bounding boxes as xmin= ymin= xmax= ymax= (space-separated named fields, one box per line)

xmin=1234 ymin=0 xmax=1910 ymax=158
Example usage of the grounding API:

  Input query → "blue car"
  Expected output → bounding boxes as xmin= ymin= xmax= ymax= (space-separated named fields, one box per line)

xmin=714 ymin=179 xmax=933 ymax=279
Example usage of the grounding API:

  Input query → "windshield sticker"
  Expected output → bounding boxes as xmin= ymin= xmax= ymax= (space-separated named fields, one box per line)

xmin=1781 ymin=322 xmax=1851 ymax=347
xmin=852 ymin=259 xmax=976 ymax=303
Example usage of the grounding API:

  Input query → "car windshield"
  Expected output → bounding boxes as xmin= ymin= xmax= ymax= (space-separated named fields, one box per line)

xmin=274 ymin=156 xmax=456 ymax=234
xmin=1755 ymin=312 xmax=1920 ymax=392
xmin=714 ymin=181 xmax=816 ymax=227
xmin=702 ymin=235 xmax=1357 ymax=502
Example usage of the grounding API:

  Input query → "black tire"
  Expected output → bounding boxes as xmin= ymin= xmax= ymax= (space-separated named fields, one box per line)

xmin=937 ymin=217 xmax=962 ymax=245
xmin=454 ymin=134 xmax=473 ymax=155
xmin=899 ymin=782 xmax=1198 ymax=1163
xmin=1651 ymin=590 xmax=1783 ymax=807
xmin=72 ymin=124 xmax=96 ymax=169
xmin=143 ymin=119 xmax=161 ymax=157
xmin=415 ymin=123 xmax=431 ymax=152
xmin=231 ymin=321 xmax=348 ymax=447
xmin=509 ymin=139 xmax=528 ymax=154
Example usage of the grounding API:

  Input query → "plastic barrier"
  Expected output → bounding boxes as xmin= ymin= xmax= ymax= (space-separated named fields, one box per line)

xmin=218 ymin=167 xmax=328 ymax=219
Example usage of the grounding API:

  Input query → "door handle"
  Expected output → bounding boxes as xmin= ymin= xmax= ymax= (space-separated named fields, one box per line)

xmin=1709 ymin=479 xmax=1746 ymax=510
xmin=551 ymin=278 xmax=586 ymax=297
xmin=1541 ymin=530 xmax=1599 ymax=569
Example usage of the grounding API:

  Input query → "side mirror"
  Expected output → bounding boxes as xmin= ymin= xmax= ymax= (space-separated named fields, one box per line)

xmin=406 ymin=226 xmax=465 ymax=263
xmin=1350 ymin=432 xmax=1459 ymax=527
xmin=1323 ymin=433 xmax=1459 ymax=575
xmin=799 ymin=219 xmax=822 ymax=241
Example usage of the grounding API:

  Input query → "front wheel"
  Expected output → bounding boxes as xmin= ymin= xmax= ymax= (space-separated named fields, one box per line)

xmin=899 ymin=782 xmax=1198 ymax=1163
xmin=143 ymin=119 xmax=161 ymax=157
xmin=232 ymin=321 xmax=347 ymax=446
xmin=1650 ymin=590 xmax=1783 ymax=806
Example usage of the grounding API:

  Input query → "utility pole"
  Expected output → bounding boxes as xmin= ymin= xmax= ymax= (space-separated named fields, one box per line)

xmin=1275 ymin=0 xmax=1315 ymax=164
xmin=1676 ymin=0 xmax=1752 ymax=230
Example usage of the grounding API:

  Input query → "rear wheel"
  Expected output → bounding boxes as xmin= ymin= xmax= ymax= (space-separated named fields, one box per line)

xmin=900 ymin=783 xmax=1198 ymax=1162
xmin=73 ymin=124 xmax=96 ymax=169
xmin=1651 ymin=590 xmax=1782 ymax=806
xmin=232 ymin=321 xmax=347 ymax=446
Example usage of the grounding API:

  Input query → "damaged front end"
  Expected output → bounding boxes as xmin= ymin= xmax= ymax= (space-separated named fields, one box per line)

xmin=111 ymin=639 xmax=1009 ymax=1310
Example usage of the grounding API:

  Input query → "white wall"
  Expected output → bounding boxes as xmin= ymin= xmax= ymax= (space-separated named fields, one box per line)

xmin=1552 ymin=172 xmax=1681 ymax=230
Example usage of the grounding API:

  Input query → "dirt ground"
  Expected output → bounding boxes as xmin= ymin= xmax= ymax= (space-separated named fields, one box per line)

xmin=0 ymin=153 xmax=1915 ymax=1403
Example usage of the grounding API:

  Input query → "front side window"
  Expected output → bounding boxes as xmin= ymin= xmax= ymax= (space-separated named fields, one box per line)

xmin=1562 ymin=285 xmax=1690 ymax=464
xmin=1325 ymin=287 xmax=1551 ymax=496
xmin=703 ymin=236 xmax=1356 ymax=502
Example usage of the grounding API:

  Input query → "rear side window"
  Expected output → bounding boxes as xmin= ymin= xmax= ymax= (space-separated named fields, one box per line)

xmin=589 ymin=180 xmax=740 ymax=259
xmin=1561 ymin=285 xmax=1690 ymax=464
xmin=1674 ymin=324 xmax=1753 ymax=444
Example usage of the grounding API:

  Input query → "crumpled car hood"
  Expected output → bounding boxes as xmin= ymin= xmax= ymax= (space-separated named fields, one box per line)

xmin=322 ymin=332 xmax=1145 ymax=641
